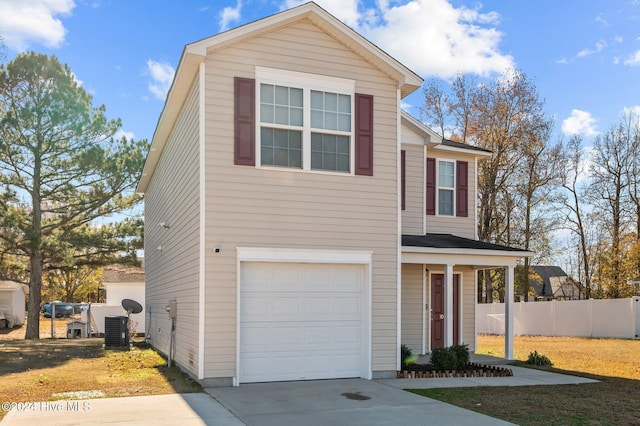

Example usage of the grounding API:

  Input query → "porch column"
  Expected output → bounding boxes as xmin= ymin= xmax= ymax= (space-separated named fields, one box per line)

xmin=444 ymin=264 xmax=454 ymax=347
xmin=505 ymin=265 xmax=515 ymax=360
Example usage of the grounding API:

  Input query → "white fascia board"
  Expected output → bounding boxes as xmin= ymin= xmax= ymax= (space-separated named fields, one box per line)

xmin=137 ymin=51 xmax=203 ymax=193
xmin=401 ymin=111 xmax=441 ymax=143
xmin=431 ymin=144 xmax=493 ymax=158
xmin=236 ymin=247 xmax=373 ymax=264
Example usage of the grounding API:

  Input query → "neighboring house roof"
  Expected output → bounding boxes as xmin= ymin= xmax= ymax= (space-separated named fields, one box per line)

xmin=137 ymin=1 xmax=424 ymax=193
xmin=102 ymin=264 xmax=145 ymax=284
xmin=529 ymin=265 xmax=567 ymax=296
xmin=0 ymin=281 xmax=26 ymax=292
xmin=402 ymin=234 xmax=527 ymax=252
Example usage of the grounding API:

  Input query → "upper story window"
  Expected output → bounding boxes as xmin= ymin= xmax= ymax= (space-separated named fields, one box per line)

xmin=256 ymin=67 xmax=354 ymax=174
xmin=426 ymin=157 xmax=468 ymax=218
xmin=438 ymin=160 xmax=455 ymax=216
xmin=259 ymin=84 xmax=303 ymax=168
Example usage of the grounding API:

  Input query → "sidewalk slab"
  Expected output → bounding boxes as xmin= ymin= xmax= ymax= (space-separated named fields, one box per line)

xmin=2 ymin=393 xmax=243 ymax=426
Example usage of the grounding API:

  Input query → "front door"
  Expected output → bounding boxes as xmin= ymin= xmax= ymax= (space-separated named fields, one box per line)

xmin=430 ymin=274 xmax=459 ymax=349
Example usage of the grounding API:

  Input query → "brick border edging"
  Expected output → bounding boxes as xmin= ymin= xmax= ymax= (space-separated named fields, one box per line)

xmin=396 ymin=362 xmax=513 ymax=379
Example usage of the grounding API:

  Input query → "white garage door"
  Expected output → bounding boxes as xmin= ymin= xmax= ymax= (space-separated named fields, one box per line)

xmin=240 ymin=262 xmax=366 ymax=383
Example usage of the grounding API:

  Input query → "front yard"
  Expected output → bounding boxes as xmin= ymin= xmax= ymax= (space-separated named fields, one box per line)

xmin=409 ymin=334 xmax=640 ymax=425
xmin=0 ymin=319 xmax=202 ymax=421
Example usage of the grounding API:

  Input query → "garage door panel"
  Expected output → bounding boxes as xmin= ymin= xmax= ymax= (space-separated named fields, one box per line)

xmin=240 ymin=262 xmax=366 ymax=383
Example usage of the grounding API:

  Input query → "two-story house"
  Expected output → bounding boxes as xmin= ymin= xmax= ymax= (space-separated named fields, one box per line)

xmin=137 ymin=2 xmax=530 ymax=386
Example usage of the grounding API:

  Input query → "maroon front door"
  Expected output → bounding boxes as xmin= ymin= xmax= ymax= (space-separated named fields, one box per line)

xmin=430 ymin=274 xmax=459 ymax=349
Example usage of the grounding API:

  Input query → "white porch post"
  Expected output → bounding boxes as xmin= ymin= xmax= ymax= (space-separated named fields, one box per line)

xmin=505 ymin=265 xmax=515 ymax=360
xmin=444 ymin=264 xmax=454 ymax=347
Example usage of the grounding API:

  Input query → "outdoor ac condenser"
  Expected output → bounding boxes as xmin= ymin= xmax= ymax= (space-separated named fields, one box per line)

xmin=104 ymin=315 xmax=128 ymax=347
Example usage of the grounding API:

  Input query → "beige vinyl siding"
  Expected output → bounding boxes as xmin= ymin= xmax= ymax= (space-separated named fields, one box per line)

xmin=426 ymin=153 xmax=477 ymax=239
xmin=401 ymin=263 xmax=423 ymax=354
xmin=144 ymin=78 xmax=201 ymax=378
xmin=202 ymin=19 xmax=400 ymax=379
xmin=401 ymin=142 xmax=424 ymax=235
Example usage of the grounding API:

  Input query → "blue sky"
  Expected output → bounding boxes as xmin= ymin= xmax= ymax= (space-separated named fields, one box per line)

xmin=1 ymin=0 xmax=639 ymax=147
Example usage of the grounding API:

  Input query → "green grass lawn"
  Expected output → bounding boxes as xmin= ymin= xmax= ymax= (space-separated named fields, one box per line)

xmin=407 ymin=335 xmax=640 ymax=425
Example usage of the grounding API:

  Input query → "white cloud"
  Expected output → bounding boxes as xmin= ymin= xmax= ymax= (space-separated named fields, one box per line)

xmin=115 ymin=129 xmax=135 ymax=141
xmin=561 ymin=109 xmax=599 ymax=137
xmin=146 ymin=60 xmax=175 ymax=101
xmin=282 ymin=0 xmax=514 ymax=78
xmin=623 ymin=50 xmax=640 ymax=66
xmin=219 ymin=0 xmax=243 ymax=32
xmin=0 ymin=0 xmax=75 ymax=51
xmin=577 ymin=40 xmax=607 ymax=58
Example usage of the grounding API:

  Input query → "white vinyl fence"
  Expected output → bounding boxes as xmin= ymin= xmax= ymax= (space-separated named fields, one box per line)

xmin=476 ymin=297 xmax=640 ymax=339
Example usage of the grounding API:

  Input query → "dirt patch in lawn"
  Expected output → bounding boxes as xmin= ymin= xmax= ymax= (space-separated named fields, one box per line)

xmin=0 ymin=338 xmax=203 ymax=420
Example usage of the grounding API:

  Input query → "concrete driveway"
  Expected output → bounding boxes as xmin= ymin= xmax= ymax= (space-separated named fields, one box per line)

xmin=206 ymin=378 xmax=512 ymax=426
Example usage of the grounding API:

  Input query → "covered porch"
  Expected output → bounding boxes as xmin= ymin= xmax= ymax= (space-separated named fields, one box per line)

xmin=400 ymin=233 xmax=533 ymax=362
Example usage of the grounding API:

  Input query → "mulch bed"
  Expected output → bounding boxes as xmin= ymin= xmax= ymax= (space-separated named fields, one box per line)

xmin=397 ymin=362 xmax=513 ymax=379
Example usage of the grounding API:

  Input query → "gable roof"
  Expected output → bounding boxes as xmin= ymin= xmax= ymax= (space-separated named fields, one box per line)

xmin=137 ymin=2 xmax=423 ymax=193
xmin=401 ymin=111 xmax=441 ymax=143
xmin=399 ymin=112 xmax=493 ymax=157
xmin=529 ymin=265 xmax=568 ymax=296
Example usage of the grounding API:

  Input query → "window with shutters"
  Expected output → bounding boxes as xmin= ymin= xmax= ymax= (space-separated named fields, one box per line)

xmin=426 ymin=157 xmax=468 ymax=217
xmin=256 ymin=67 xmax=355 ymax=173
xmin=438 ymin=160 xmax=455 ymax=216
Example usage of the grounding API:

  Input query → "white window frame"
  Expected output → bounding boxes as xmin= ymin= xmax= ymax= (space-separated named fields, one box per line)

xmin=255 ymin=66 xmax=356 ymax=174
xmin=437 ymin=158 xmax=456 ymax=216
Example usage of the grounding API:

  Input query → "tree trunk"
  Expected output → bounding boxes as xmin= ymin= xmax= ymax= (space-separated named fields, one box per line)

xmin=25 ymin=151 xmax=43 ymax=339
xmin=25 ymin=252 xmax=43 ymax=339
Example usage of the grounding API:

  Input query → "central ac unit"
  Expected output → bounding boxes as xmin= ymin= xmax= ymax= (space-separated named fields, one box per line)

xmin=104 ymin=315 xmax=128 ymax=347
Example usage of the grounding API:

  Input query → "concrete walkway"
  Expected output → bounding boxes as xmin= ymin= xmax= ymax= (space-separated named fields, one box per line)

xmin=2 ymin=356 xmax=598 ymax=426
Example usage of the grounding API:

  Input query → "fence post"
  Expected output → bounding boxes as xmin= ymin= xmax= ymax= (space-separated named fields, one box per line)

xmin=635 ymin=297 xmax=639 ymax=339
xmin=588 ymin=298 xmax=594 ymax=337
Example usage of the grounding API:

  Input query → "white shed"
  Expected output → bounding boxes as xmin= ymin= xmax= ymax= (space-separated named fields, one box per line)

xmin=101 ymin=263 xmax=145 ymax=334
xmin=0 ymin=281 xmax=26 ymax=327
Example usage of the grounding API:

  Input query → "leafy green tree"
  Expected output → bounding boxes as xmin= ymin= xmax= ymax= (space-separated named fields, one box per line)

xmin=0 ymin=52 xmax=148 ymax=338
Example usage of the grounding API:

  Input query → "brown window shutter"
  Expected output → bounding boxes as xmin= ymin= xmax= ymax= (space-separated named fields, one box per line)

xmin=426 ymin=157 xmax=436 ymax=215
xmin=355 ymin=93 xmax=373 ymax=176
xmin=234 ymin=77 xmax=255 ymax=166
xmin=456 ymin=160 xmax=468 ymax=217
xmin=401 ymin=150 xmax=406 ymax=210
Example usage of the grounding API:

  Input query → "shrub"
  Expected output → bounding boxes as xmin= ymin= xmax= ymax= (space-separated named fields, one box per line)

xmin=401 ymin=344 xmax=415 ymax=365
xmin=451 ymin=344 xmax=470 ymax=369
xmin=430 ymin=347 xmax=458 ymax=371
xmin=430 ymin=344 xmax=470 ymax=371
xmin=526 ymin=351 xmax=553 ymax=366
